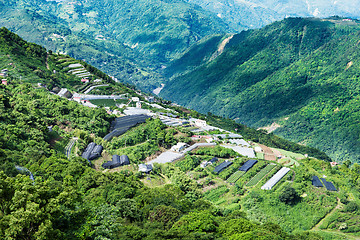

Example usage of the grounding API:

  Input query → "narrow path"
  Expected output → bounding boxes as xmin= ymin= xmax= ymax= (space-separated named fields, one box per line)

xmin=312 ymin=197 xmax=341 ymax=231
xmin=83 ymin=84 xmax=109 ymax=94
xmin=46 ymin=53 xmax=50 ymax=70
xmin=65 ymin=137 xmax=78 ymax=159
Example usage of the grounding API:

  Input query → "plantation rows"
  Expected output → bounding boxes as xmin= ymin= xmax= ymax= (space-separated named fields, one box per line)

xmin=227 ymin=171 xmax=245 ymax=183
xmin=246 ymin=164 xmax=276 ymax=187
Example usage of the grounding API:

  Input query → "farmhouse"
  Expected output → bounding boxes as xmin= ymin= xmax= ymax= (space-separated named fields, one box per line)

xmin=171 ymin=142 xmax=189 ymax=152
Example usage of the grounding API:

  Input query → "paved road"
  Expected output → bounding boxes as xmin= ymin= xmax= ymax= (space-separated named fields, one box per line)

xmin=84 ymin=84 xmax=109 ymax=94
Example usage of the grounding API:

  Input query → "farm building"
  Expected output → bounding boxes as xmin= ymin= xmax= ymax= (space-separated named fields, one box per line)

xmin=261 ymin=167 xmax=290 ymax=190
xmin=102 ymin=155 xmax=130 ymax=169
xmin=214 ymin=161 xmax=233 ymax=174
xmin=200 ymin=157 xmax=218 ymax=168
xmin=239 ymin=159 xmax=258 ymax=172
xmin=200 ymin=161 xmax=211 ymax=168
xmin=171 ymin=142 xmax=189 ymax=152
xmin=138 ymin=164 xmax=153 ymax=173
xmin=312 ymin=176 xmax=323 ymax=187
xmin=320 ymin=178 xmax=337 ymax=191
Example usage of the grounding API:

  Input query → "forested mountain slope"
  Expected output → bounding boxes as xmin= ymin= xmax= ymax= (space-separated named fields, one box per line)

xmin=0 ymin=0 xmax=232 ymax=90
xmin=160 ymin=17 xmax=360 ymax=163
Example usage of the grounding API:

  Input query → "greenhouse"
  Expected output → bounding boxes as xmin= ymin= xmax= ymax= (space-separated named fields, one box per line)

xmin=261 ymin=167 xmax=290 ymax=190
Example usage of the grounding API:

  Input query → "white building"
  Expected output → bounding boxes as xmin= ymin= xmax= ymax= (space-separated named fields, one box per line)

xmin=195 ymin=119 xmax=207 ymax=127
xmin=132 ymin=97 xmax=140 ymax=102
xmin=171 ymin=142 xmax=189 ymax=152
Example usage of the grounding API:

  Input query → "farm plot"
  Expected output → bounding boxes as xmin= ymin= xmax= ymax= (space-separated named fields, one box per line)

xmin=246 ymin=164 xmax=276 ymax=187
xmin=204 ymin=186 xmax=229 ymax=203
xmin=227 ymin=171 xmax=245 ymax=183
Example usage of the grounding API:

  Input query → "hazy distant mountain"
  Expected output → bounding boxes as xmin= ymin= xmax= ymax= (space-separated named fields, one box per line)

xmin=185 ymin=0 xmax=360 ymax=30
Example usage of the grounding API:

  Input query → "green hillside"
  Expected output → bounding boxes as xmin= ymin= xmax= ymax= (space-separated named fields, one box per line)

xmin=0 ymin=29 xmax=345 ymax=240
xmin=160 ymin=17 xmax=360 ymax=163
xmin=0 ymin=1 xmax=166 ymax=91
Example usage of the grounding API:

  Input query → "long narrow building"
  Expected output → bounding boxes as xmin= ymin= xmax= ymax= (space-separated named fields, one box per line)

xmin=261 ymin=167 xmax=290 ymax=190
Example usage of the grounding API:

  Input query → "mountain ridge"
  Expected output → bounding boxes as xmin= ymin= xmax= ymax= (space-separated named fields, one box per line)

xmin=160 ymin=17 xmax=360 ymax=163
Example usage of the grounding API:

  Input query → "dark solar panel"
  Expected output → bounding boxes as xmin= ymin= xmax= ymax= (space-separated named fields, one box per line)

xmin=312 ymin=176 xmax=323 ymax=187
xmin=239 ymin=159 xmax=258 ymax=172
xmin=214 ymin=161 xmax=233 ymax=174
xmin=320 ymin=178 xmax=337 ymax=191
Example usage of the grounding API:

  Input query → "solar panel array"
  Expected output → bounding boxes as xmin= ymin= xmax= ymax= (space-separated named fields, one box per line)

xmin=239 ymin=159 xmax=258 ymax=172
xmin=214 ymin=161 xmax=233 ymax=174
xmin=320 ymin=178 xmax=337 ymax=191
xmin=261 ymin=167 xmax=290 ymax=190
xmin=104 ymin=114 xmax=151 ymax=141
xmin=312 ymin=176 xmax=323 ymax=187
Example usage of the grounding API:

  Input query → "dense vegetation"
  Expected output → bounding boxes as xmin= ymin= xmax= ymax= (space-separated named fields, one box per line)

xmin=161 ymin=17 xmax=360 ymax=163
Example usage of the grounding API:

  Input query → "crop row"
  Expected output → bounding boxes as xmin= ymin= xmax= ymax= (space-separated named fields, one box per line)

xmin=227 ymin=171 xmax=245 ymax=183
xmin=246 ymin=164 xmax=276 ymax=187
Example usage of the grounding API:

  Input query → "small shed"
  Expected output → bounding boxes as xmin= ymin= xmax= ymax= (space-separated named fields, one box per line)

xmin=171 ymin=142 xmax=189 ymax=152
xmin=138 ymin=164 xmax=153 ymax=173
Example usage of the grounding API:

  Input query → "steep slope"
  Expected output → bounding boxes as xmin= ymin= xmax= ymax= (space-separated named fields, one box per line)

xmin=160 ymin=17 xmax=360 ymax=163
xmin=0 ymin=1 xmax=166 ymax=91
xmin=185 ymin=0 xmax=360 ymax=31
